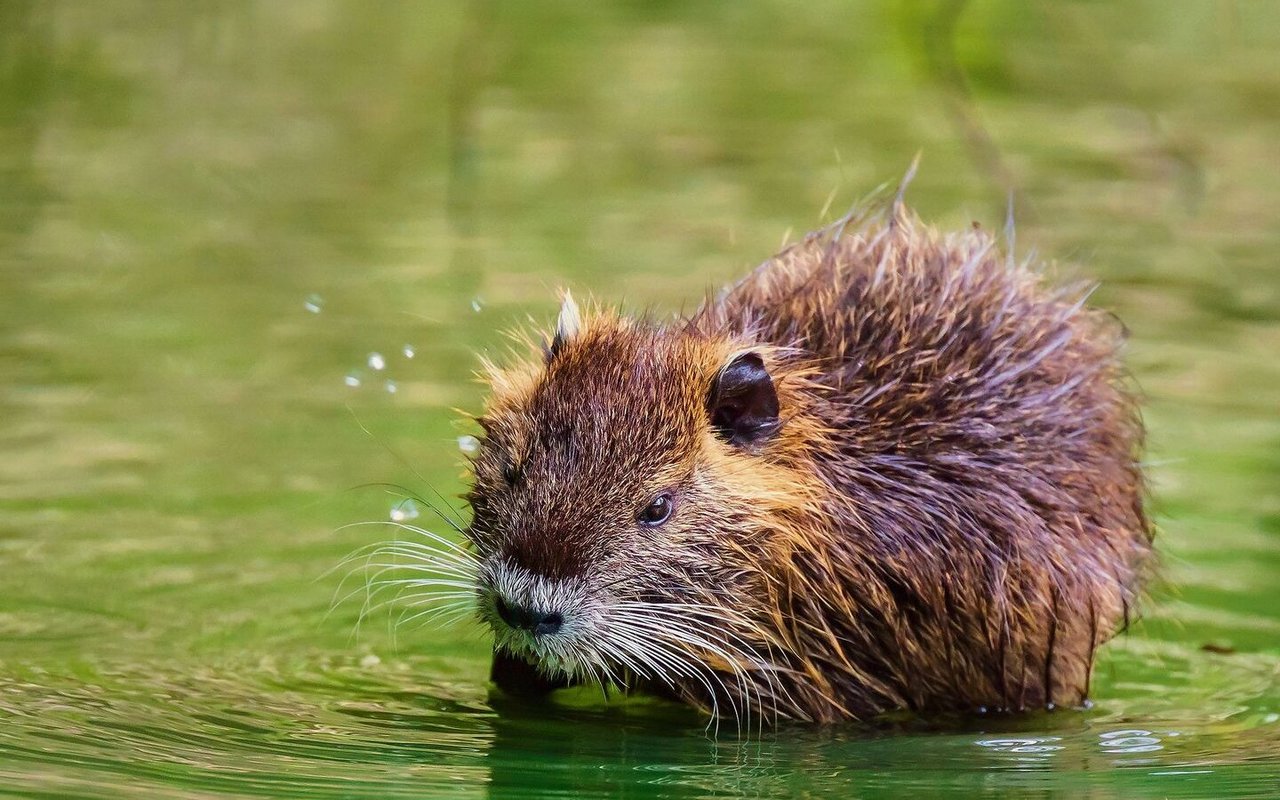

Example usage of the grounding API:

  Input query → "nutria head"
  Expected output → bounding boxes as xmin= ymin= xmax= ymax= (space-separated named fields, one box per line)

xmin=466 ymin=295 xmax=823 ymax=699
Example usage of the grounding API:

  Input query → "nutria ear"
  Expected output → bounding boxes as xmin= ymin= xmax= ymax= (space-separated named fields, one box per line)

xmin=708 ymin=352 xmax=782 ymax=447
xmin=547 ymin=290 xmax=582 ymax=361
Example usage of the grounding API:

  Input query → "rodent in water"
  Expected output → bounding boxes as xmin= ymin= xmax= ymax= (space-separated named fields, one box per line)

xmin=461 ymin=196 xmax=1151 ymax=725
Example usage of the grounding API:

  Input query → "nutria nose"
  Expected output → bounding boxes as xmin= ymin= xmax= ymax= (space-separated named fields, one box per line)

xmin=494 ymin=596 xmax=564 ymax=636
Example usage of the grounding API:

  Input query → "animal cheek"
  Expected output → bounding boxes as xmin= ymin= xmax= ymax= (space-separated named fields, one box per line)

xmin=634 ymin=518 xmax=690 ymax=550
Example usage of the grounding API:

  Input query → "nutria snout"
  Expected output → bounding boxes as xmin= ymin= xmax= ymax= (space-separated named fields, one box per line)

xmin=462 ymin=197 xmax=1151 ymax=725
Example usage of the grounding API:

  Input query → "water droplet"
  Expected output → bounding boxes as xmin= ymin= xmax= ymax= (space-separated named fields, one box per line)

xmin=471 ymin=297 xmax=484 ymax=313
xmin=402 ymin=344 xmax=416 ymax=359
xmin=384 ymin=380 xmax=397 ymax=394
xmin=304 ymin=294 xmax=323 ymax=313
xmin=368 ymin=352 xmax=386 ymax=371
xmin=344 ymin=373 xmax=362 ymax=388
xmin=390 ymin=499 xmax=420 ymax=522
xmin=457 ymin=435 xmax=480 ymax=457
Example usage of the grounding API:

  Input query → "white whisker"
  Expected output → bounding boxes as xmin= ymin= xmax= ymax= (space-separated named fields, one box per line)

xmin=338 ymin=520 xmax=481 ymax=564
xmin=333 ymin=520 xmax=482 ymax=646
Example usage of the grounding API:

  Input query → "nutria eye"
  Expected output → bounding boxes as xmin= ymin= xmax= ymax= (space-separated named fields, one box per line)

xmin=638 ymin=494 xmax=674 ymax=527
xmin=502 ymin=461 xmax=522 ymax=486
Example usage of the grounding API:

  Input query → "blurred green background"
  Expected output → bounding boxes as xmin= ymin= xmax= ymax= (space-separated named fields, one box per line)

xmin=1 ymin=1 xmax=1277 ymax=798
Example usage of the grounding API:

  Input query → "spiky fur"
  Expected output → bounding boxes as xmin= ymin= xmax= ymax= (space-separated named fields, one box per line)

xmin=466 ymin=204 xmax=1151 ymax=724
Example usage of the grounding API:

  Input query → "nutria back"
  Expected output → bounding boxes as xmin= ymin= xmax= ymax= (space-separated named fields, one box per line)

xmin=467 ymin=203 xmax=1151 ymax=725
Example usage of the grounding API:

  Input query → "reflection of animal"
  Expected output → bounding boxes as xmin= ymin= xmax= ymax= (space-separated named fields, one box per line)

xmin=464 ymin=201 xmax=1151 ymax=724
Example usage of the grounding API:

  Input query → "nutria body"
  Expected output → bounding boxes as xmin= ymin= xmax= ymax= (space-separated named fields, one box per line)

xmin=464 ymin=201 xmax=1151 ymax=724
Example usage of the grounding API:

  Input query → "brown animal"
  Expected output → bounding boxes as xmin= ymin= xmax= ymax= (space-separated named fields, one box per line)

xmin=461 ymin=199 xmax=1151 ymax=725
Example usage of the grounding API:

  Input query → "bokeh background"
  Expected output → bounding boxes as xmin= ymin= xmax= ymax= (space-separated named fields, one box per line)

xmin=1 ymin=2 xmax=1277 ymax=798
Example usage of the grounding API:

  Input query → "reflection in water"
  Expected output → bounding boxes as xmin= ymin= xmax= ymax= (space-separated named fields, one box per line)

xmin=0 ymin=654 xmax=1278 ymax=798
xmin=1098 ymin=728 xmax=1165 ymax=756
xmin=482 ymin=706 xmax=834 ymax=800
xmin=975 ymin=735 xmax=1065 ymax=766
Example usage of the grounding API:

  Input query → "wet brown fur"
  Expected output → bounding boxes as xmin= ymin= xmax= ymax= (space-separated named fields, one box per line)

xmin=466 ymin=202 xmax=1152 ymax=724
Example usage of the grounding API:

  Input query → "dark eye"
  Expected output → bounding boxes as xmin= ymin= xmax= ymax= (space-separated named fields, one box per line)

xmin=502 ymin=461 xmax=522 ymax=486
xmin=638 ymin=493 xmax=674 ymax=527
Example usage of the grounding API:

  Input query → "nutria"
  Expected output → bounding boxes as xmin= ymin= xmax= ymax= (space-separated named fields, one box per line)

xmin=458 ymin=194 xmax=1151 ymax=725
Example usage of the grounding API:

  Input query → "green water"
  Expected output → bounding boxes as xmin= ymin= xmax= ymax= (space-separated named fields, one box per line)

xmin=2 ymin=1 xmax=1278 ymax=797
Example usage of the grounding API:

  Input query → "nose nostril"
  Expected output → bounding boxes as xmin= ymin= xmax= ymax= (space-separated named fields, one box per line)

xmin=534 ymin=612 xmax=564 ymax=636
xmin=493 ymin=596 xmax=521 ymax=628
xmin=493 ymin=596 xmax=564 ymax=636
